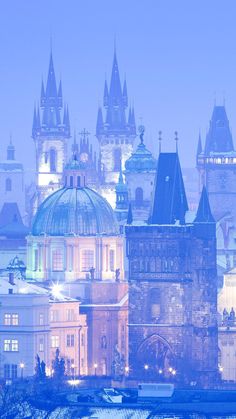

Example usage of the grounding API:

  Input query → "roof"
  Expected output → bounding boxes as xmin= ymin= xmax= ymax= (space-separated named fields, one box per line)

xmin=204 ymin=106 xmax=234 ymax=154
xmin=125 ymin=140 xmax=157 ymax=173
xmin=31 ymin=186 xmax=120 ymax=236
xmin=0 ymin=203 xmax=29 ymax=237
xmin=194 ymin=186 xmax=215 ymax=223
xmin=0 ymin=276 xmax=48 ymax=295
xmin=150 ymin=153 xmax=188 ymax=225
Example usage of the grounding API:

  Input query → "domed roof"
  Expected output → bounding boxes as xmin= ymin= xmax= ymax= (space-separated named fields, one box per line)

xmin=32 ymin=187 xmax=120 ymax=236
xmin=125 ymin=132 xmax=157 ymax=173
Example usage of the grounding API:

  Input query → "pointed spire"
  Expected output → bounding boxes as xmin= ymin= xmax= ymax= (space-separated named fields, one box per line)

xmin=127 ymin=203 xmax=133 ymax=225
xmin=197 ymin=132 xmax=203 ymax=155
xmin=32 ymin=105 xmax=37 ymax=137
xmin=103 ymin=80 xmax=109 ymax=108
xmin=72 ymin=130 xmax=79 ymax=157
xmin=194 ymin=186 xmax=215 ymax=223
xmin=118 ymin=167 xmax=124 ymax=184
xmin=122 ymin=79 xmax=128 ymax=107
xmin=96 ymin=107 xmax=104 ymax=136
xmin=40 ymin=80 xmax=46 ymax=107
xmin=57 ymin=79 xmax=62 ymax=108
xmin=37 ymin=105 xmax=41 ymax=129
xmin=45 ymin=52 xmax=57 ymax=98
xmin=150 ymin=153 xmax=188 ymax=225
xmin=66 ymin=105 xmax=70 ymax=135
xmin=128 ymin=107 xmax=132 ymax=125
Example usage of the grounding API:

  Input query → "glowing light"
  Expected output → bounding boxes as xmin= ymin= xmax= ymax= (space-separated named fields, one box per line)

xmin=125 ymin=366 xmax=129 ymax=373
xmin=172 ymin=369 xmax=176 ymax=375
xmin=144 ymin=364 xmax=149 ymax=370
xmin=51 ymin=282 xmax=63 ymax=299
xmin=168 ymin=367 xmax=173 ymax=373
xmin=219 ymin=365 xmax=224 ymax=372
xmin=94 ymin=363 xmax=98 ymax=368
xmin=158 ymin=369 xmax=163 ymax=374
xmin=19 ymin=362 xmax=25 ymax=369
xmin=67 ymin=379 xmax=81 ymax=386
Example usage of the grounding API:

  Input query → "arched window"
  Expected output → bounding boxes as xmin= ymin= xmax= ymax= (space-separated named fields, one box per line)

xmin=135 ymin=187 xmax=143 ymax=206
xmin=5 ymin=178 xmax=12 ymax=192
xmin=69 ymin=176 xmax=73 ymax=187
xmin=49 ymin=148 xmax=57 ymax=173
xmin=113 ymin=148 xmax=121 ymax=171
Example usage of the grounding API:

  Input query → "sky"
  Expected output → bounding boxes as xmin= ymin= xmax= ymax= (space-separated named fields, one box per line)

xmin=1 ymin=0 xmax=236 ymax=182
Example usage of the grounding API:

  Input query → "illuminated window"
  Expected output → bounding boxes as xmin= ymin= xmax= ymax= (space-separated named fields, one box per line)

xmin=51 ymin=336 xmax=59 ymax=348
xmin=81 ymin=250 xmax=94 ymax=271
xmin=39 ymin=313 xmax=44 ymax=325
xmin=11 ymin=364 xmax=17 ymax=379
xmin=12 ymin=314 xmax=19 ymax=326
xmin=52 ymin=249 xmax=64 ymax=271
xmin=11 ymin=340 xmax=18 ymax=351
xmin=66 ymin=334 xmax=75 ymax=347
xmin=49 ymin=148 xmax=57 ymax=172
xmin=4 ymin=340 xmax=11 ymax=351
xmin=4 ymin=314 xmax=11 ymax=325
xmin=39 ymin=338 xmax=44 ymax=352
xmin=5 ymin=178 xmax=12 ymax=192
xmin=109 ymin=249 xmax=115 ymax=271
xmin=50 ymin=310 xmax=59 ymax=322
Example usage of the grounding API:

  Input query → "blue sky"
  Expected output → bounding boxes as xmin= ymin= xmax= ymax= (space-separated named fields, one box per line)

xmin=1 ymin=0 xmax=236 ymax=181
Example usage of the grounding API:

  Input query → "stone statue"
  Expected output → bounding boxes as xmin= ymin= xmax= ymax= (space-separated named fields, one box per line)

xmin=89 ymin=267 xmax=95 ymax=280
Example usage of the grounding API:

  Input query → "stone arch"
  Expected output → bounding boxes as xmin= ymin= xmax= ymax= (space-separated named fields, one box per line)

xmin=136 ymin=334 xmax=174 ymax=374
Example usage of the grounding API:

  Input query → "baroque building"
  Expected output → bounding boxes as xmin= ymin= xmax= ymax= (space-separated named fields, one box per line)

xmin=197 ymin=105 xmax=236 ymax=271
xmin=96 ymin=50 xmax=136 ymax=207
xmin=126 ymin=152 xmax=219 ymax=387
xmin=32 ymin=52 xmax=70 ymax=212
xmin=26 ymin=154 xmax=128 ymax=377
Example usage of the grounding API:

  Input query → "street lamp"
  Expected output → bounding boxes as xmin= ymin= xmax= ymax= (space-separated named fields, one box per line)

xmin=158 ymin=369 xmax=163 ymax=374
xmin=172 ymin=369 xmax=176 ymax=376
xmin=71 ymin=363 xmax=75 ymax=380
xmin=144 ymin=364 xmax=149 ymax=371
xmin=94 ymin=363 xmax=98 ymax=376
xmin=19 ymin=362 xmax=25 ymax=379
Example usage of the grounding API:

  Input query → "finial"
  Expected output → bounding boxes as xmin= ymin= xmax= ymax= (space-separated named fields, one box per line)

xmin=114 ymin=34 xmax=116 ymax=54
xmin=158 ymin=130 xmax=162 ymax=154
xmin=9 ymin=132 xmax=12 ymax=145
xmin=138 ymin=125 xmax=145 ymax=144
xmin=174 ymin=131 xmax=179 ymax=153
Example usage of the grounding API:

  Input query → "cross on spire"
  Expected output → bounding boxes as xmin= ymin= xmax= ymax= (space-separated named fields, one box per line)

xmin=158 ymin=131 xmax=162 ymax=154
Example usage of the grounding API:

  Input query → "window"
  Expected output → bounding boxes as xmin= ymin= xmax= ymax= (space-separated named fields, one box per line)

xmin=51 ymin=336 xmax=59 ymax=348
xmin=52 ymin=249 xmax=64 ymax=271
xmin=135 ymin=187 xmax=143 ymax=206
xmin=4 ymin=339 xmax=18 ymax=352
xmin=109 ymin=249 xmax=115 ymax=272
xmin=39 ymin=313 xmax=44 ymax=325
xmin=12 ymin=314 xmax=19 ymax=326
xmin=66 ymin=334 xmax=75 ymax=347
xmin=68 ymin=246 xmax=73 ymax=272
xmin=66 ymin=309 xmax=75 ymax=321
xmin=81 ymin=334 xmax=84 ymax=347
xmin=4 ymin=364 xmax=10 ymax=379
xmin=11 ymin=340 xmax=18 ymax=351
xmin=113 ymin=148 xmax=121 ymax=171
xmin=50 ymin=310 xmax=59 ymax=322
xmin=34 ymin=249 xmax=38 ymax=271
xmin=81 ymin=250 xmax=94 ymax=271
xmin=39 ymin=338 xmax=44 ymax=352
xmin=5 ymin=178 xmax=12 ymax=192
xmin=4 ymin=340 xmax=11 ymax=351
xmin=69 ymin=176 xmax=73 ymax=187
xmin=150 ymin=288 xmax=161 ymax=322
xmin=11 ymin=365 xmax=17 ymax=379
xmin=4 ymin=314 xmax=11 ymax=325
xmin=49 ymin=148 xmax=57 ymax=172
xmin=77 ymin=176 xmax=81 ymax=187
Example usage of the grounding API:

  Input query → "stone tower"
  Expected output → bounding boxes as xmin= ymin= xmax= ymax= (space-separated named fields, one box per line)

xmin=126 ymin=152 xmax=219 ymax=387
xmin=96 ymin=49 xmax=136 ymax=207
xmin=197 ymin=105 xmax=236 ymax=270
xmin=32 ymin=52 xmax=70 ymax=211
xmin=0 ymin=139 xmax=25 ymax=219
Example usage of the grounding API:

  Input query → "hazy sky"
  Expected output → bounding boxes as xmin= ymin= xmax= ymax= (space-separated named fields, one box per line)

xmin=1 ymin=0 xmax=236 ymax=182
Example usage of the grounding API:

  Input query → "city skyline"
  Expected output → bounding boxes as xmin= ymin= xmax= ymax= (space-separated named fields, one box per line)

xmin=1 ymin=0 xmax=236 ymax=181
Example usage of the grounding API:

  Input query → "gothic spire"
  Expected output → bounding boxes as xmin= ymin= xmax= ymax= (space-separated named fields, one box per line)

xmin=197 ymin=132 xmax=203 ymax=155
xmin=127 ymin=203 xmax=133 ymax=225
xmin=96 ymin=107 xmax=104 ymax=136
xmin=204 ymin=105 xmax=234 ymax=154
xmin=58 ymin=79 xmax=63 ymax=108
xmin=45 ymin=52 xmax=57 ymax=98
xmin=150 ymin=152 xmax=188 ymax=225
xmin=122 ymin=79 xmax=128 ymax=107
xmin=194 ymin=186 xmax=215 ymax=223
xmin=103 ymin=80 xmax=109 ymax=108
xmin=40 ymin=80 xmax=46 ymax=107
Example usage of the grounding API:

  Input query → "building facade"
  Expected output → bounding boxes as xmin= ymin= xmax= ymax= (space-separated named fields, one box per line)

xmin=126 ymin=152 xmax=219 ymax=387
xmin=197 ymin=105 xmax=236 ymax=271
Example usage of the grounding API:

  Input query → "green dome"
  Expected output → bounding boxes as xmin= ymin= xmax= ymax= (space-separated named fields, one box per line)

xmin=32 ymin=187 xmax=120 ymax=236
xmin=125 ymin=142 xmax=157 ymax=173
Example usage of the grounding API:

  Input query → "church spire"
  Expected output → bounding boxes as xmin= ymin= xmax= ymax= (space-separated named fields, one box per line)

xmin=204 ymin=105 xmax=234 ymax=154
xmin=103 ymin=80 xmax=109 ymax=108
xmin=96 ymin=106 xmax=104 ymax=136
xmin=197 ymin=132 xmax=203 ymax=155
xmin=45 ymin=52 xmax=57 ymax=98
xmin=194 ymin=186 xmax=215 ymax=223
xmin=122 ymin=79 xmax=128 ymax=107
xmin=150 ymin=152 xmax=188 ymax=225
xmin=7 ymin=136 xmax=15 ymax=160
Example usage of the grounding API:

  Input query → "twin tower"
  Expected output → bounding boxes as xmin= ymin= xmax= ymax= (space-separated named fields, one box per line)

xmin=32 ymin=50 xmax=136 ymax=211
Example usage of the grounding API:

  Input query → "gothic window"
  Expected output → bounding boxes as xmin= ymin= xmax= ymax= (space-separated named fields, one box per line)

xmin=49 ymin=148 xmax=57 ymax=173
xmin=149 ymin=288 xmax=161 ymax=322
xmin=5 ymin=178 xmax=12 ymax=192
xmin=52 ymin=249 xmax=64 ymax=271
xmin=135 ymin=187 xmax=143 ymax=206
xmin=101 ymin=335 xmax=107 ymax=349
xmin=114 ymin=148 xmax=121 ymax=171
xmin=81 ymin=250 xmax=94 ymax=271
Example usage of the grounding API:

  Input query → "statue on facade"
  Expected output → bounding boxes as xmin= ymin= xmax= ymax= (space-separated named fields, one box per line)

xmin=89 ymin=267 xmax=95 ymax=280
xmin=115 ymin=268 xmax=120 ymax=282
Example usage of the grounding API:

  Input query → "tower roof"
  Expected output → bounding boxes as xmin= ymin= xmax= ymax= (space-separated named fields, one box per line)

xmin=125 ymin=128 xmax=156 ymax=173
xmin=194 ymin=186 xmax=215 ymax=223
xmin=150 ymin=153 xmax=188 ymax=225
xmin=204 ymin=105 xmax=234 ymax=154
